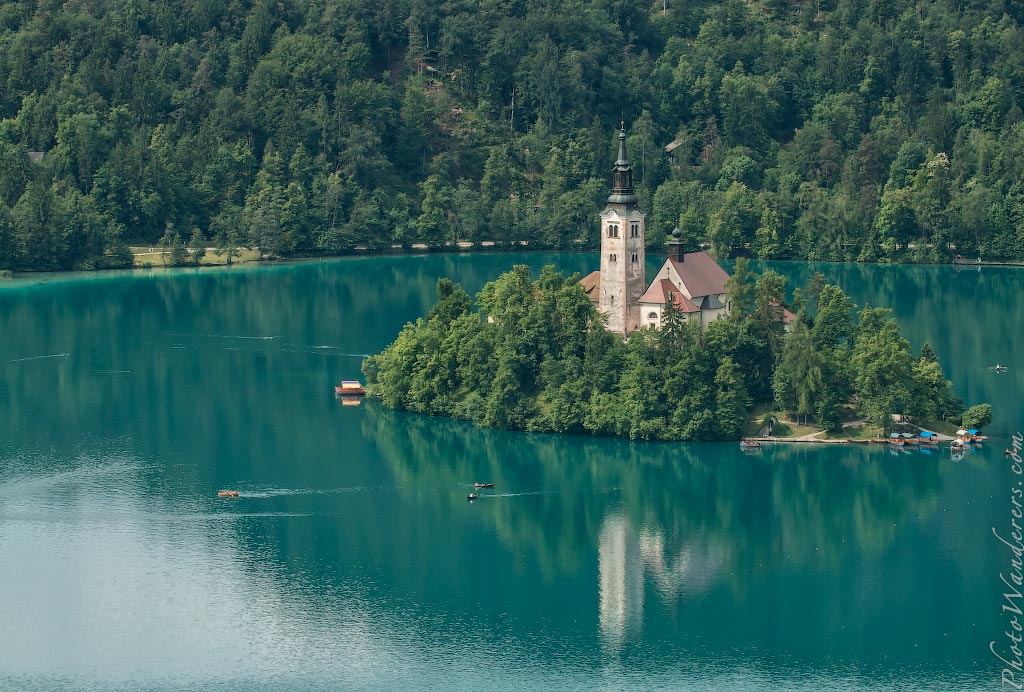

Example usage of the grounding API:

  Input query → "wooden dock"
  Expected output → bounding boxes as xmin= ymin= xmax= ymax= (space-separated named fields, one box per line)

xmin=757 ymin=436 xmax=945 ymax=446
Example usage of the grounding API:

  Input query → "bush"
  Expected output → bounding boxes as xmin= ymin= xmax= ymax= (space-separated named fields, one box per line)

xmin=962 ymin=403 xmax=992 ymax=430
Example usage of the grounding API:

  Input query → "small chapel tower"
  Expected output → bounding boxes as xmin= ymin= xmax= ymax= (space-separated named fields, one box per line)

xmin=598 ymin=126 xmax=646 ymax=334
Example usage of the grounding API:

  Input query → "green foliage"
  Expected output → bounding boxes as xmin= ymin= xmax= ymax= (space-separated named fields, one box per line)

xmin=769 ymin=285 xmax=968 ymax=432
xmin=849 ymin=307 xmax=914 ymax=430
xmin=368 ymin=266 xmax=974 ymax=441
xmin=781 ymin=316 xmax=823 ymax=424
xmin=962 ymin=404 xmax=992 ymax=430
xmin=4 ymin=0 xmax=1024 ymax=271
xmin=724 ymin=257 xmax=756 ymax=321
xmin=368 ymin=265 xmax=764 ymax=440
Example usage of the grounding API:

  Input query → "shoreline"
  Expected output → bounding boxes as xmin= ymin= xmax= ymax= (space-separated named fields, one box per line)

xmin=4 ymin=244 xmax=1024 ymax=279
xmin=757 ymin=437 xmax=954 ymax=445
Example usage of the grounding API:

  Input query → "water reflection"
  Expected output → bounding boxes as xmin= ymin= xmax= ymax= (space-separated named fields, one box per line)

xmin=598 ymin=513 xmax=644 ymax=652
xmin=638 ymin=526 xmax=728 ymax=602
xmin=0 ymin=255 xmax=1013 ymax=689
xmin=359 ymin=402 xmax=960 ymax=674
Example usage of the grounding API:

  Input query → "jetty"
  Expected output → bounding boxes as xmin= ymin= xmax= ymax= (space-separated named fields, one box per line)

xmin=756 ymin=427 xmax=955 ymax=445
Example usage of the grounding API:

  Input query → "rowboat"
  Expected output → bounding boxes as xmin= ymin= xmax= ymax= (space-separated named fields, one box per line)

xmin=217 ymin=490 xmax=239 ymax=498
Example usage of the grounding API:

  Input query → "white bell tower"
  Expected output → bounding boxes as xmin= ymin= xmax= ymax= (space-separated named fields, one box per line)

xmin=599 ymin=126 xmax=645 ymax=334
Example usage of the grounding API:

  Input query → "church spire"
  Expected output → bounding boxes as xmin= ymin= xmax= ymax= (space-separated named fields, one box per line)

xmin=666 ymin=225 xmax=686 ymax=261
xmin=607 ymin=125 xmax=637 ymax=206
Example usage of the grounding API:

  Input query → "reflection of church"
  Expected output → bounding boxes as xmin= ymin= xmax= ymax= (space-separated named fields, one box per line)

xmin=598 ymin=513 xmax=728 ymax=651
xmin=580 ymin=127 xmax=732 ymax=335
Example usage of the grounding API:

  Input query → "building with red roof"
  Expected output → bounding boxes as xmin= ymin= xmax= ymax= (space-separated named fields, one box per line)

xmin=581 ymin=125 xmax=733 ymax=334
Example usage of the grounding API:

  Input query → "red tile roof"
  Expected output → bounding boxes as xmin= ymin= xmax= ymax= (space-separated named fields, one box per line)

xmin=668 ymin=252 xmax=731 ymax=298
xmin=763 ymin=300 xmax=796 ymax=323
xmin=579 ymin=271 xmax=600 ymax=303
xmin=639 ymin=279 xmax=700 ymax=312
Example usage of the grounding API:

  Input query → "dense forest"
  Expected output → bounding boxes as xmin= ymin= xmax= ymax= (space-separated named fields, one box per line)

xmin=363 ymin=264 xmax=974 ymax=440
xmin=2 ymin=0 xmax=1024 ymax=271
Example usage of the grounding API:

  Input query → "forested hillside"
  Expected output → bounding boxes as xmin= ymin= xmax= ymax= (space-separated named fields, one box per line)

xmin=2 ymin=0 xmax=1024 ymax=270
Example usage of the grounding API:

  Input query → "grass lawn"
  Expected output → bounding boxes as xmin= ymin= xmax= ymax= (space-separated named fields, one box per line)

xmin=198 ymin=248 xmax=262 ymax=265
xmin=744 ymin=404 xmax=824 ymax=438
xmin=773 ymin=419 xmax=823 ymax=438
xmin=131 ymin=247 xmax=262 ymax=268
xmin=825 ymin=424 xmax=884 ymax=440
xmin=920 ymin=419 xmax=960 ymax=436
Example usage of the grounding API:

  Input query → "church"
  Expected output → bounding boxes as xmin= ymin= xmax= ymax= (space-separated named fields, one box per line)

xmin=580 ymin=127 xmax=732 ymax=335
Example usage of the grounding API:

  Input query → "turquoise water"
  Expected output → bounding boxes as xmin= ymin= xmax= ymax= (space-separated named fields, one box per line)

xmin=0 ymin=255 xmax=1018 ymax=691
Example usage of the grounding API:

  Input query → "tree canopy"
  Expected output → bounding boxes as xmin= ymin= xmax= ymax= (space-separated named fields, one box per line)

xmin=3 ymin=0 xmax=1024 ymax=270
xmin=365 ymin=265 xmax=973 ymax=440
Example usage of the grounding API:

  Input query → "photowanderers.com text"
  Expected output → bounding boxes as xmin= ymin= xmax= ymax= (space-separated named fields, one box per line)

xmin=993 ymin=431 xmax=1024 ymax=688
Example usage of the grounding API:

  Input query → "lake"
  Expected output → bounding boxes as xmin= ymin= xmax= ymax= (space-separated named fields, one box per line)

xmin=0 ymin=254 xmax=1019 ymax=691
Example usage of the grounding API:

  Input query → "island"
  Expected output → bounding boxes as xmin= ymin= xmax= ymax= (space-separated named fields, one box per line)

xmin=364 ymin=132 xmax=985 ymax=443
xmin=364 ymin=262 xmax=989 ymax=442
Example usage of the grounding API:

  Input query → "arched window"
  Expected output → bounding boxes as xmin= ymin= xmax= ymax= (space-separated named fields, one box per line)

xmin=648 ymin=311 xmax=658 ymax=319
xmin=610 ymin=295 xmax=615 ymax=306
xmin=609 ymin=253 xmax=617 ymax=262
xmin=631 ymin=223 xmax=639 ymax=238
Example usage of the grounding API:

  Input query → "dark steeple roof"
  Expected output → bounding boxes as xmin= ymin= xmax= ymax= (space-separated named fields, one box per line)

xmin=607 ymin=126 xmax=637 ymax=205
xmin=666 ymin=225 xmax=685 ymax=261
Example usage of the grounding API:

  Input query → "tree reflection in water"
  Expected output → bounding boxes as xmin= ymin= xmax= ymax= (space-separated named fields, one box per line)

xmin=362 ymin=404 xmax=943 ymax=619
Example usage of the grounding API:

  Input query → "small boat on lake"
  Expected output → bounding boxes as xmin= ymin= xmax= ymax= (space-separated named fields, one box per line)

xmin=739 ymin=439 xmax=762 ymax=449
xmin=474 ymin=483 xmax=495 ymax=489
xmin=217 ymin=490 xmax=239 ymax=498
xmin=467 ymin=493 xmax=478 ymax=501
xmin=335 ymin=380 xmax=366 ymax=396
xmin=888 ymin=434 xmax=905 ymax=446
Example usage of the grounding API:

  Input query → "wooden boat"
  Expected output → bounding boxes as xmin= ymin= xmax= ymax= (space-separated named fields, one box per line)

xmin=217 ymin=490 xmax=239 ymax=498
xmin=474 ymin=482 xmax=495 ymax=488
xmin=334 ymin=380 xmax=366 ymax=396
xmin=739 ymin=439 xmax=762 ymax=449
xmin=887 ymin=436 xmax=904 ymax=446
xmin=467 ymin=493 xmax=478 ymax=501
